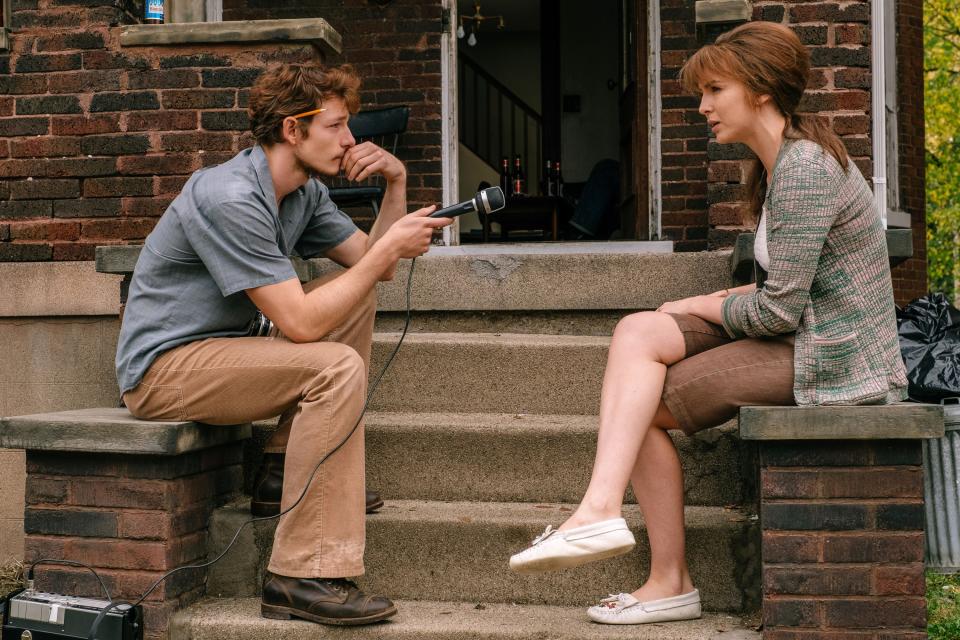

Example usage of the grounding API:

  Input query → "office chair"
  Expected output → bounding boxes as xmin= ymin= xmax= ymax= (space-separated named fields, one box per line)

xmin=328 ymin=105 xmax=410 ymax=218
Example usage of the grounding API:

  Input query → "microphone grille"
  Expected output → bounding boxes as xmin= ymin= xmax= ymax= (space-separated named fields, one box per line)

xmin=481 ymin=186 xmax=506 ymax=214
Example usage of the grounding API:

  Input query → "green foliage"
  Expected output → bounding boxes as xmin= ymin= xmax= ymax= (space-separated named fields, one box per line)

xmin=926 ymin=0 xmax=960 ymax=303
xmin=928 ymin=571 xmax=960 ymax=639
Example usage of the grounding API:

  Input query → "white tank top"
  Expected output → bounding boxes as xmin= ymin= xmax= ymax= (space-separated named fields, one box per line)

xmin=755 ymin=207 xmax=770 ymax=271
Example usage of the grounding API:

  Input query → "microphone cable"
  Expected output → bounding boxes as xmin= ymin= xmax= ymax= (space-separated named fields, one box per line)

xmin=26 ymin=257 xmax=421 ymax=640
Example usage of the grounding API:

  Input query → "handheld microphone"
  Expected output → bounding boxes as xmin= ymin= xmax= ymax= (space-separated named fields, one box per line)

xmin=429 ymin=186 xmax=506 ymax=218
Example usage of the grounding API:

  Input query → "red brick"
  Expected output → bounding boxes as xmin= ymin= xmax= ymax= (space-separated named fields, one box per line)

xmin=9 ymin=221 xmax=80 ymax=241
xmin=763 ymin=533 xmax=821 ymax=563
xmin=10 ymin=137 xmax=81 ymax=158
xmin=709 ymin=202 xmax=749 ymax=226
xmin=874 ymin=564 xmax=925 ymax=596
xmin=127 ymin=110 xmax=198 ymax=132
xmin=10 ymin=178 xmax=79 ymax=199
xmin=160 ymin=131 xmax=233 ymax=152
xmin=157 ymin=175 xmax=190 ymax=194
xmin=81 ymin=218 xmax=156 ymax=240
xmin=48 ymin=70 xmax=122 ymax=94
xmin=51 ymin=114 xmax=120 ymax=136
xmin=118 ymin=154 xmax=200 ymax=176
xmin=762 ymin=470 xmax=819 ymax=499
xmin=818 ymin=469 xmax=923 ymax=499
xmin=0 ymin=159 xmax=47 ymax=178
xmin=0 ymin=97 xmax=12 ymax=118
xmin=122 ymin=196 xmax=174 ymax=217
xmin=52 ymin=242 xmax=101 ymax=261
xmin=822 ymin=597 xmax=926 ymax=629
xmin=83 ymin=177 xmax=154 ymax=198
xmin=836 ymin=24 xmax=869 ymax=46
xmin=764 ymin=597 xmax=820 ymax=628
xmin=25 ymin=477 xmax=69 ymax=505
xmin=821 ymin=533 xmax=925 ymax=564
xmin=832 ymin=114 xmax=871 ymax=137
xmin=764 ymin=566 xmax=871 ymax=596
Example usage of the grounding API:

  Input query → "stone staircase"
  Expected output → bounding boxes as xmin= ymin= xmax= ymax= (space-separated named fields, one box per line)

xmin=167 ymin=245 xmax=762 ymax=639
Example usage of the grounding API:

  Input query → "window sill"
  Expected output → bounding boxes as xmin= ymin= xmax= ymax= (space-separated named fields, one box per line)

xmin=119 ymin=18 xmax=341 ymax=58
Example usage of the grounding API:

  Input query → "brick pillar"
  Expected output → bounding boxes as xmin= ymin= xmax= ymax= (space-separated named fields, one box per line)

xmin=0 ymin=409 xmax=251 ymax=639
xmin=759 ymin=439 xmax=927 ymax=639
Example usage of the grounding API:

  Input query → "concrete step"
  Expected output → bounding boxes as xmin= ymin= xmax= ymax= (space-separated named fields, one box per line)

xmin=206 ymin=500 xmax=759 ymax=613
xmin=169 ymin=597 xmax=760 ymax=640
xmin=368 ymin=333 xmax=609 ymax=414
xmin=247 ymin=413 xmax=747 ymax=507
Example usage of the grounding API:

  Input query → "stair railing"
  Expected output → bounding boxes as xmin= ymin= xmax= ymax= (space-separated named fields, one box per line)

xmin=458 ymin=53 xmax=543 ymax=194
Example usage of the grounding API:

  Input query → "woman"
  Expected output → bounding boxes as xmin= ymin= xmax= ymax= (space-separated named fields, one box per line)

xmin=508 ymin=21 xmax=908 ymax=625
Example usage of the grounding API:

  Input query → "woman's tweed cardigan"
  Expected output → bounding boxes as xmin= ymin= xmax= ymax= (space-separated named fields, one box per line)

xmin=721 ymin=139 xmax=908 ymax=406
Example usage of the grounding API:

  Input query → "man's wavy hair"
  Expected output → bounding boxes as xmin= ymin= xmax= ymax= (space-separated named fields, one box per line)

xmin=248 ymin=64 xmax=362 ymax=146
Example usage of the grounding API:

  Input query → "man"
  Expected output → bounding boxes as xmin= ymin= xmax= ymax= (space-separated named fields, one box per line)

xmin=115 ymin=63 xmax=451 ymax=625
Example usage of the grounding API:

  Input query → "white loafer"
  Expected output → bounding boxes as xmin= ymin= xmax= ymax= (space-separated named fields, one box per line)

xmin=509 ymin=517 xmax=635 ymax=573
xmin=587 ymin=589 xmax=701 ymax=625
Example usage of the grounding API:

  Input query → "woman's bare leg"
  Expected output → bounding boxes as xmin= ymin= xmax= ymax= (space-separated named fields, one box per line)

xmin=629 ymin=408 xmax=695 ymax=601
xmin=560 ymin=311 xmax=686 ymax=531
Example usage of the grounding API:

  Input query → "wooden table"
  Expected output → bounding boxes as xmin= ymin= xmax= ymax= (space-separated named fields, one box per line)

xmin=481 ymin=196 xmax=570 ymax=242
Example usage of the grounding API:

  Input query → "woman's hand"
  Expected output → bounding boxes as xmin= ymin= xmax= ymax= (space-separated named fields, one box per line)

xmin=657 ymin=296 xmax=699 ymax=314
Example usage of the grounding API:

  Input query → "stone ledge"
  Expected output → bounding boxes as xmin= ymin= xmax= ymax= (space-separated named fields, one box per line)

xmin=739 ymin=404 xmax=944 ymax=440
xmin=120 ymin=18 xmax=341 ymax=58
xmin=0 ymin=408 xmax=250 ymax=455
xmin=730 ymin=228 xmax=913 ymax=285
xmin=96 ymin=245 xmax=731 ymax=311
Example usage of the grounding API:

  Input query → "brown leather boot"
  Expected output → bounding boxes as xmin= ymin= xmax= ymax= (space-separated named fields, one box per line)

xmin=251 ymin=452 xmax=383 ymax=517
xmin=261 ymin=572 xmax=397 ymax=625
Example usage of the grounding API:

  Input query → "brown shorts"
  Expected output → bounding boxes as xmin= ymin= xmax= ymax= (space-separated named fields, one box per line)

xmin=662 ymin=313 xmax=796 ymax=435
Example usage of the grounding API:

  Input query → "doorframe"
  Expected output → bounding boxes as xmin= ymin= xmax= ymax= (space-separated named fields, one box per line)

xmin=646 ymin=0 xmax=662 ymax=240
xmin=441 ymin=0 xmax=459 ymax=245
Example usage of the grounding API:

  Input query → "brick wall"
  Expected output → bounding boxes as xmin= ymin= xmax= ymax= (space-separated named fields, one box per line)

xmin=702 ymin=1 xmax=874 ymax=251
xmin=759 ymin=440 xmax=927 ymax=639
xmin=0 ymin=0 xmax=441 ymax=261
xmin=24 ymin=442 xmax=245 ymax=639
xmin=889 ymin=0 xmax=926 ymax=304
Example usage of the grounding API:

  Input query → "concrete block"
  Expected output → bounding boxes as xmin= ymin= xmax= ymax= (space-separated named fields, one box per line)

xmin=362 ymin=412 xmax=744 ymax=506
xmin=169 ymin=597 xmax=758 ymax=640
xmin=0 ymin=383 xmax=121 ymax=418
xmin=0 ymin=449 xmax=25 ymax=520
xmin=739 ymin=404 xmax=944 ymax=440
xmin=0 ymin=262 xmax=120 ymax=317
xmin=0 ymin=518 xmax=24 ymax=562
xmin=368 ymin=333 xmax=609 ymax=415
xmin=0 ymin=408 xmax=251 ymax=455
xmin=0 ymin=319 xmax=111 ymax=385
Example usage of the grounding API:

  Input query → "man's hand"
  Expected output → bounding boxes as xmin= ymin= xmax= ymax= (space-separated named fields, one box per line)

xmin=378 ymin=206 xmax=452 ymax=260
xmin=342 ymin=141 xmax=406 ymax=184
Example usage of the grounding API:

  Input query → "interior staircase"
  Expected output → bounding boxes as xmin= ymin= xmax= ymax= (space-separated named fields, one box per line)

xmin=167 ymin=246 xmax=762 ymax=639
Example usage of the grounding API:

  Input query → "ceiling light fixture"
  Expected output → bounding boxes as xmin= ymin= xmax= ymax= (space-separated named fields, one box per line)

xmin=457 ymin=2 xmax=505 ymax=47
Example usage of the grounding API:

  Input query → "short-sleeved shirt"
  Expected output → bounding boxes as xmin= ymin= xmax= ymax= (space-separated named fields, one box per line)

xmin=115 ymin=145 xmax=359 ymax=393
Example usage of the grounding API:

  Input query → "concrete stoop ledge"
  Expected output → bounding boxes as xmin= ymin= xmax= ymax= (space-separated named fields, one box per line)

xmin=168 ymin=598 xmax=760 ymax=640
xmin=205 ymin=500 xmax=758 ymax=613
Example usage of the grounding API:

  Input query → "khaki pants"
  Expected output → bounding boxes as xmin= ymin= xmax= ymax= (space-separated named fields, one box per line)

xmin=124 ymin=272 xmax=376 ymax=578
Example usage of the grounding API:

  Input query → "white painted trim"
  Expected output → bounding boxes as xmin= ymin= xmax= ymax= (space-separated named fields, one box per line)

xmin=440 ymin=0 xmax=460 ymax=245
xmin=871 ymin=0 xmax=888 ymax=228
xmin=883 ymin=0 xmax=901 ymax=214
xmin=205 ymin=0 xmax=223 ymax=22
xmin=647 ymin=0 xmax=663 ymax=240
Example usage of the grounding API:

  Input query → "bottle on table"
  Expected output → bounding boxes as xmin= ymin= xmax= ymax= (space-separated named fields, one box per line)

xmin=500 ymin=156 xmax=511 ymax=199
xmin=512 ymin=154 xmax=526 ymax=197
xmin=543 ymin=160 xmax=555 ymax=197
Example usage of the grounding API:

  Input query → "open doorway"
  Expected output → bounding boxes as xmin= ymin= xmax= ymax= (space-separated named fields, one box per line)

xmin=454 ymin=0 xmax=648 ymax=243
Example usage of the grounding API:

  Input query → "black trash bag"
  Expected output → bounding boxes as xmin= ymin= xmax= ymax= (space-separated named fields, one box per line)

xmin=897 ymin=293 xmax=960 ymax=402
